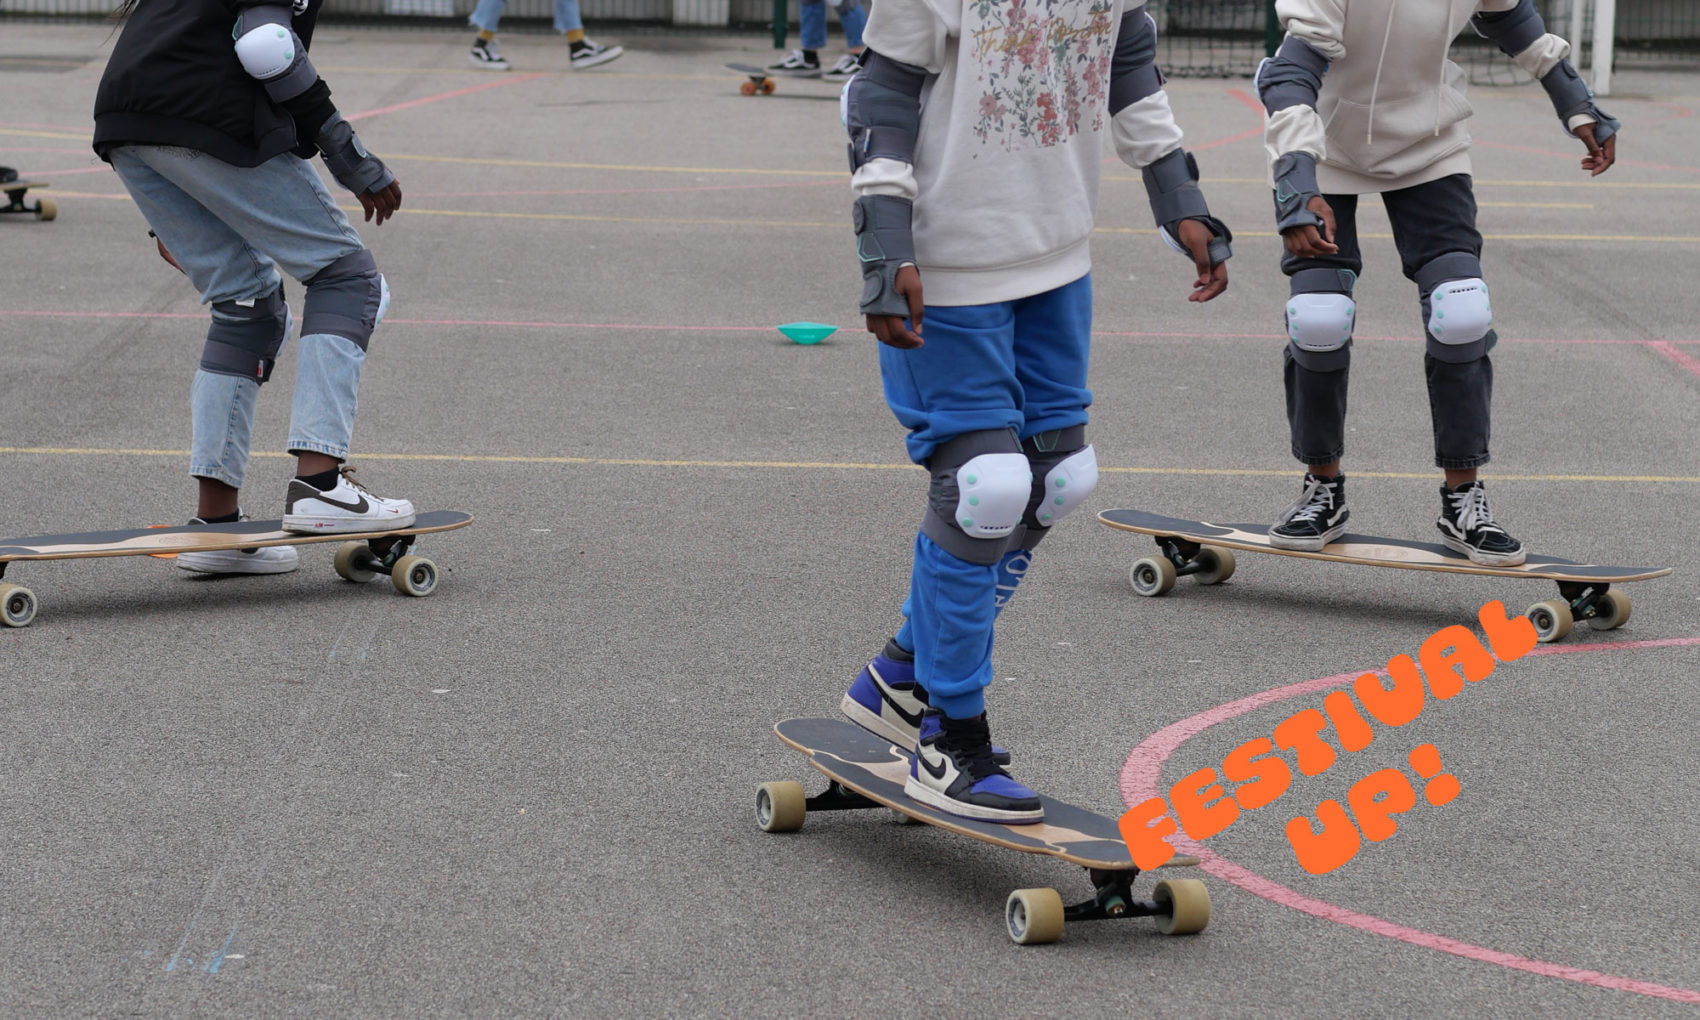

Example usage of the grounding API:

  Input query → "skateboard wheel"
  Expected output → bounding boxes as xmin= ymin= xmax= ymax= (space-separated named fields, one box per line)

xmin=1192 ymin=547 xmax=1236 ymax=586
xmin=1005 ymin=888 xmax=1064 ymax=945
xmin=333 ymin=541 xmax=378 ymax=583
xmin=1153 ymin=878 xmax=1210 ymax=935
xmin=756 ymin=780 xmax=806 ymax=832
xmin=391 ymin=554 xmax=438 ymax=597
xmin=740 ymin=80 xmax=757 ymax=95
xmin=892 ymin=808 xmax=922 ymax=825
xmin=1586 ymin=589 xmax=1631 ymax=631
xmin=1526 ymin=598 xmax=1573 ymax=643
xmin=1130 ymin=556 xmax=1177 ymax=597
xmin=760 ymin=78 xmax=775 ymax=94
xmin=0 ymin=583 xmax=39 ymax=628
xmin=36 ymin=197 xmax=56 ymax=221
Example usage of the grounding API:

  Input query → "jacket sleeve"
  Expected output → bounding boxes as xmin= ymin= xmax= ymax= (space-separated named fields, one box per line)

xmin=1107 ymin=3 xmax=1183 ymax=170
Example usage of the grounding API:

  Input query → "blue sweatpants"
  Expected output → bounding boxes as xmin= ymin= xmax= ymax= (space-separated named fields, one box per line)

xmin=881 ymin=274 xmax=1093 ymax=718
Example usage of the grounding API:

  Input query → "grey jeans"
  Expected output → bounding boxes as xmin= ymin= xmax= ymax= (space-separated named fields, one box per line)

xmin=1282 ymin=173 xmax=1493 ymax=470
xmin=110 ymin=145 xmax=374 ymax=489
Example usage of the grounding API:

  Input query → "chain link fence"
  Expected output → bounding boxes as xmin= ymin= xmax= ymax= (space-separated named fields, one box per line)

xmin=3 ymin=0 xmax=1694 ymax=78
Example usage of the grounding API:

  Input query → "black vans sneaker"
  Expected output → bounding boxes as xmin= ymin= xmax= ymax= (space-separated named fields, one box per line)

xmin=905 ymin=711 xmax=1041 ymax=824
xmin=1437 ymin=480 xmax=1524 ymax=566
xmin=765 ymin=49 xmax=823 ymax=77
xmin=1269 ymin=472 xmax=1348 ymax=551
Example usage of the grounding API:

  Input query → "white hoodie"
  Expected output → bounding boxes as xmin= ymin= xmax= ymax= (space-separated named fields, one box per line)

xmin=855 ymin=0 xmax=1187 ymax=306
xmin=1266 ymin=0 xmax=1584 ymax=194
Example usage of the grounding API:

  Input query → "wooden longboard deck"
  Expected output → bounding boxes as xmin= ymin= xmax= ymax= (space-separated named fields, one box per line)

xmin=0 ymin=510 xmax=472 ymax=563
xmin=1098 ymin=509 xmax=1669 ymax=584
xmin=776 ymin=718 xmax=1196 ymax=871
xmin=725 ymin=62 xmax=770 ymax=75
xmin=2 ymin=179 xmax=47 ymax=192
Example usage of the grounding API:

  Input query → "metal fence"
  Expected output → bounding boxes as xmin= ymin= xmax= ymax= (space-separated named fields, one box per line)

xmin=3 ymin=0 xmax=1694 ymax=78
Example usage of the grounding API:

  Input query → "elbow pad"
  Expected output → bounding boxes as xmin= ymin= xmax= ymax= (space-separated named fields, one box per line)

xmin=233 ymin=6 xmax=320 ymax=103
xmin=1143 ymin=148 xmax=1232 ymax=265
xmin=1470 ymin=0 xmax=1546 ymax=57
xmin=844 ymin=50 xmax=926 ymax=171
xmin=1107 ymin=5 xmax=1162 ymax=115
xmin=1256 ymin=35 xmax=1328 ymax=113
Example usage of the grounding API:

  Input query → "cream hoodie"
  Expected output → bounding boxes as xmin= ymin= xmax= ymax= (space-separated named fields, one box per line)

xmin=1266 ymin=0 xmax=1582 ymax=194
xmin=854 ymin=0 xmax=1186 ymax=306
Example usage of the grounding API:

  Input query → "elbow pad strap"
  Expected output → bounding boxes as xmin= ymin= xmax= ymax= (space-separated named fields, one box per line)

xmin=1470 ymin=0 xmax=1546 ymax=58
xmin=1256 ymin=36 xmax=1328 ymax=113
xmin=1108 ymin=5 xmax=1162 ymax=115
xmin=845 ymin=51 xmax=926 ymax=171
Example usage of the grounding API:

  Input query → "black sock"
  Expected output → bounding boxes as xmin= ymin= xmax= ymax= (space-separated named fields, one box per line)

xmin=570 ymin=39 xmax=590 ymax=52
xmin=882 ymin=637 xmax=915 ymax=663
xmin=802 ymin=48 xmax=818 ymax=63
xmin=199 ymin=510 xmax=240 ymax=525
xmin=297 ymin=468 xmax=340 ymax=490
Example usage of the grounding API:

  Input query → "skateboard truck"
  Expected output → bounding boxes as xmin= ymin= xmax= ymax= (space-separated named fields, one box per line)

xmin=332 ymin=532 xmax=439 ymax=596
xmin=1132 ymin=536 xmax=1237 ymax=597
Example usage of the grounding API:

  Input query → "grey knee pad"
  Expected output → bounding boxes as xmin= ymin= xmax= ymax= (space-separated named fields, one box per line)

xmin=1285 ymin=266 xmax=1356 ymax=372
xmin=1418 ymin=252 xmax=1495 ymax=364
xmin=920 ymin=429 xmax=1031 ymax=566
xmin=302 ymin=249 xmax=386 ymax=351
xmin=1018 ymin=425 xmax=1099 ymax=549
xmin=202 ymin=286 xmax=290 ymax=383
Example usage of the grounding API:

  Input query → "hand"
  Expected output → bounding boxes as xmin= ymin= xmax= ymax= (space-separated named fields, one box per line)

xmin=866 ymin=264 xmax=924 ymax=349
xmin=358 ymin=179 xmax=403 ymax=225
xmin=155 ymin=236 xmax=185 ymax=275
xmin=1575 ymin=122 xmax=1616 ymax=177
xmin=1282 ymin=196 xmax=1338 ymax=257
xmin=1176 ymin=218 xmax=1228 ymax=302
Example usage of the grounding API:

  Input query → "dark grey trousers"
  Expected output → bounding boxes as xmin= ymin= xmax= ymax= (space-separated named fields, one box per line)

xmin=1282 ymin=173 xmax=1493 ymax=470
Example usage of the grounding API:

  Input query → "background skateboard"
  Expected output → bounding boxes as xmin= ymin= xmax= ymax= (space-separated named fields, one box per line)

xmin=759 ymin=717 xmax=1209 ymax=944
xmin=1098 ymin=508 xmax=1671 ymax=642
xmin=725 ymin=63 xmax=777 ymax=95
xmin=1 ymin=177 xmax=55 ymax=221
xmin=0 ymin=510 xmax=472 ymax=627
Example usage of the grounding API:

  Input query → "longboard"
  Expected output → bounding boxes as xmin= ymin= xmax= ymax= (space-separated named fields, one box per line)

xmin=1 ymin=177 xmax=55 ymax=221
xmin=1097 ymin=508 xmax=1671 ymax=643
xmin=0 ymin=510 xmax=472 ymax=628
xmin=759 ymin=717 xmax=1209 ymax=944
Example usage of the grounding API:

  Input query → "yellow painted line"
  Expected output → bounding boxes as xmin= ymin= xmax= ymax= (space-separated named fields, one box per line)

xmin=384 ymin=152 xmax=842 ymax=177
xmin=0 ymin=127 xmax=88 ymax=141
xmin=1173 ymin=176 xmax=1700 ymax=191
xmin=1478 ymin=201 xmax=1594 ymax=208
xmin=2 ymin=447 xmax=1695 ymax=483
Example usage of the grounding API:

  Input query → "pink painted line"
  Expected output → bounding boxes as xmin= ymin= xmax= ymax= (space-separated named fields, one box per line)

xmin=344 ymin=72 xmax=549 ymax=121
xmin=1188 ymin=88 xmax=1264 ymax=152
xmin=1121 ymin=635 xmax=1700 ymax=1005
xmin=1648 ymin=341 xmax=1700 ymax=380
xmin=403 ymin=179 xmax=837 ymax=199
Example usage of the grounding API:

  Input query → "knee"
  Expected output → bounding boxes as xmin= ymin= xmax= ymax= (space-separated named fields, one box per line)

xmin=202 ymin=286 xmax=290 ymax=384
xmin=1285 ymin=267 xmax=1355 ymax=372
xmin=302 ymin=249 xmax=388 ymax=351
xmin=1417 ymin=252 xmax=1494 ymax=364
xmin=1018 ymin=425 xmax=1098 ymax=548
xmin=920 ymin=429 xmax=1031 ymax=566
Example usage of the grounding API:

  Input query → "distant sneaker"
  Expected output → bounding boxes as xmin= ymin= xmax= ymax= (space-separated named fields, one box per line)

xmin=906 ymin=711 xmax=1042 ymax=824
xmin=469 ymin=37 xmax=510 ymax=70
xmin=765 ymin=49 xmax=822 ymax=77
xmin=1269 ymin=472 xmax=1348 ymax=551
xmin=822 ymin=51 xmax=863 ymax=82
xmin=283 ymin=466 xmax=416 ymax=534
xmin=842 ymin=644 xmax=1012 ymax=763
xmin=1437 ymin=479 xmax=1525 ymax=566
xmin=176 ymin=514 xmax=299 ymax=575
xmin=569 ymin=39 xmax=623 ymax=69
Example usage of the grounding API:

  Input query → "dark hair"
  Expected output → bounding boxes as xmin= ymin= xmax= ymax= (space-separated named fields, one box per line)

xmin=110 ymin=0 xmax=142 ymax=20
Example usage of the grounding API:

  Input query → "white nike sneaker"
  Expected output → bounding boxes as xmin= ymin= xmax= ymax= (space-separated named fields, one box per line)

xmin=176 ymin=514 xmax=300 ymax=575
xmin=283 ymin=466 xmax=416 ymax=534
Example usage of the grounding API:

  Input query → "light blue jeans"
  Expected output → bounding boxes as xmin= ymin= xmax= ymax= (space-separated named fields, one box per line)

xmin=109 ymin=145 xmax=370 ymax=490
xmin=469 ymin=0 xmax=583 ymax=34
xmin=800 ymin=0 xmax=865 ymax=51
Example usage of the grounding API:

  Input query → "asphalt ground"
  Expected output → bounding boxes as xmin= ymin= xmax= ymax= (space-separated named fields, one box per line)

xmin=2 ymin=22 xmax=1699 ymax=1017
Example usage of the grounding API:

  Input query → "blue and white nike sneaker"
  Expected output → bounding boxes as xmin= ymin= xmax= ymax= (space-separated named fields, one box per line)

xmin=905 ymin=711 xmax=1043 ymax=824
xmin=842 ymin=649 xmax=1012 ymax=764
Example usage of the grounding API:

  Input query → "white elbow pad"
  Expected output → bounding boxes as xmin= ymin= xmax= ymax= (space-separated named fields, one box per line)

xmin=235 ymin=23 xmax=297 ymax=80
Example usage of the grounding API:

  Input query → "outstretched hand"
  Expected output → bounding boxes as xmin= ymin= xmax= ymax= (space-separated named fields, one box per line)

xmin=866 ymin=264 xmax=925 ymax=349
xmin=359 ymin=179 xmax=404 ymax=225
xmin=1176 ymin=218 xmax=1228 ymax=302
xmin=1575 ymin=122 xmax=1616 ymax=177
xmin=1282 ymin=196 xmax=1338 ymax=257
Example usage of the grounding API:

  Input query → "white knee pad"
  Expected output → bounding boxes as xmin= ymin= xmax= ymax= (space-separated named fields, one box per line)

xmin=1286 ymin=292 xmax=1355 ymax=353
xmin=1034 ymin=445 xmax=1098 ymax=526
xmin=953 ymin=452 xmax=1031 ymax=539
xmin=1427 ymin=277 xmax=1492 ymax=346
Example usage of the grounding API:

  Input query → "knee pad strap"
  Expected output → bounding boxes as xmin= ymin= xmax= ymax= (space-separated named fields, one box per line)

xmin=202 ymin=287 xmax=289 ymax=383
xmin=920 ymin=429 xmax=1030 ymax=566
xmin=302 ymin=249 xmax=385 ymax=351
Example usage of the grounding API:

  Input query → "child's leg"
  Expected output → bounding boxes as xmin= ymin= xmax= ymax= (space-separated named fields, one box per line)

xmin=879 ymin=299 xmax=1023 ymax=720
xmin=1280 ymin=194 xmax=1363 ymax=470
xmin=109 ymin=147 xmax=286 ymax=508
xmin=553 ymin=0 xmax=583 ymax=36
xmin=836 ymin=0 xmax=867 ymax=50
xmin=468 ymin=0 xmax=506 ymax=34
xmin=1381 ymin=175 xmax=1494 ymax=474
xmin=798 ymin=0 xmax=827 ymax=52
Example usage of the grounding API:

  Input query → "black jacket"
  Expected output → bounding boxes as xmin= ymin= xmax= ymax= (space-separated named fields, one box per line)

xmin=93 ymin=0 xmax=323 ymax=167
